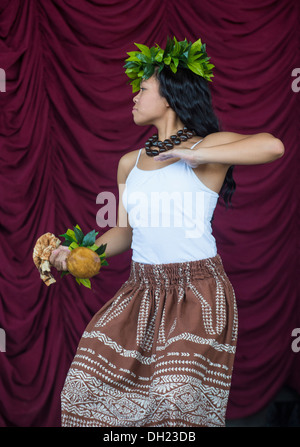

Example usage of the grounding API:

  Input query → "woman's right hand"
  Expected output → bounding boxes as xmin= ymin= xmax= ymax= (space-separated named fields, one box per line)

xmin=49 ymin=245 xmax=70 ymax=271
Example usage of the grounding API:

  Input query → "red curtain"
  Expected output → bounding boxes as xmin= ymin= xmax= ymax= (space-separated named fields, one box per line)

xmin=0 ymin=0 xmax=299 ymax=427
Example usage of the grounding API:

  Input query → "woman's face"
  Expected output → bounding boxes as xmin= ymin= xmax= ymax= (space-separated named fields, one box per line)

xmin=132 ymin=76 xmax=169 ymax=127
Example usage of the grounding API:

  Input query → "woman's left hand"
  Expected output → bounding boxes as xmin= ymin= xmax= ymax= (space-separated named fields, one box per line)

xmin=154 ymin=148 xmax=203 ymax=168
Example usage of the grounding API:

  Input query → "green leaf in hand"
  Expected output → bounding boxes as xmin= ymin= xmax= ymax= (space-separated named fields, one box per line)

xmin=59 ymin=225 xmax=108 ymax=289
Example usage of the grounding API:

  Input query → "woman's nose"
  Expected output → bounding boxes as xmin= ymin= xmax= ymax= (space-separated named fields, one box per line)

xmin=133 ymin=92 xmax=139 ymax=103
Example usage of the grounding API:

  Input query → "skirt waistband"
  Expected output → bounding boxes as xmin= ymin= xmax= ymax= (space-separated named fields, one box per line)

xmin=128 ymin=254 xmax=224 ymax=286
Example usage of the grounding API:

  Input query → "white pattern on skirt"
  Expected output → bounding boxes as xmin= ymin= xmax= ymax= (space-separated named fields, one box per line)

xmin=61 ymin=255 xmax=238 ymax=427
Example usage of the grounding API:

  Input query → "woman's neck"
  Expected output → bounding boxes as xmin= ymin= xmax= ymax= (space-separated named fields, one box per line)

xmin=155 ymin=116 xmax=185 ymax=141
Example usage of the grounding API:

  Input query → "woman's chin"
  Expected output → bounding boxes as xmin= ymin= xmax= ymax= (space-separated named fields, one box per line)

xmin=132 ymin=116 xmax=148 ymax=127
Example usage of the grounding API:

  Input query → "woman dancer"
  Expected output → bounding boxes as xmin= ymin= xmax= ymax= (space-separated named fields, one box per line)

xmin=51 ymin=37 xmax=284 ymax=427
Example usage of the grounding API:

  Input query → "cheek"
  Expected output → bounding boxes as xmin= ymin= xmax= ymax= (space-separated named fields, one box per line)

xmin=154 ymin=100 xmax=168 ymax=118
xmin=148 ymin=93 xmax=166 ymax=112
xmin=134 ymin=93 xmax=167 ymax=124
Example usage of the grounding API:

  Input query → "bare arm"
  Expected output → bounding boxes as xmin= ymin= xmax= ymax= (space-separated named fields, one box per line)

xmin=95 ymin=226 xmax=132 ymax=259
xmin=95 ymin=155 xmax=133 ymax=258
xmin=153 ymin=132 xmax=285 ymax=167
xmin=50 ymin=154 xmax=133 ymax=270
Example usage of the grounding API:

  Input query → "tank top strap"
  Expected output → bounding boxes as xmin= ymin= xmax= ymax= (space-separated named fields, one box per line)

xmin=190 ymin=139 xmax=203 ymax=150
xmin=135 ymin=148 xmax=143 ymax=167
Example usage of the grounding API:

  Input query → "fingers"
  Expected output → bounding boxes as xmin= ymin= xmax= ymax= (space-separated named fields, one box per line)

xmin=61 ymin=259 xmax=68 ymax=271
xmin=154 ymin=148 xmax=194 ymax=161
xmin=154 ymin=150 xmax=178 ymax=161
xmin=154 ymin=148 xmax=201 ymax=167
xmin=49 ymin=248 xmax=60 ymax=265
xmin=59 ymin=249 xmax=70 ymax=271
xmin=50 ymin=246 xmax=70 ymax=271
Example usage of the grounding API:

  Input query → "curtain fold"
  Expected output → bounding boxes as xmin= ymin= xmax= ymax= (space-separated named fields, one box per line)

xmin=0 ymin=0 xmax=299 ymax=426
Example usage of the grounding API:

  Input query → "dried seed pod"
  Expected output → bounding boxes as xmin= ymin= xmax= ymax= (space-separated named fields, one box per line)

xmin=67 ymin=247 xmax=101 ymax=279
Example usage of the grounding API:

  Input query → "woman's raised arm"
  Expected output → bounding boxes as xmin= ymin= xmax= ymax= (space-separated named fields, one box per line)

xmin=153 ymin=132 xmax=285 ymax=167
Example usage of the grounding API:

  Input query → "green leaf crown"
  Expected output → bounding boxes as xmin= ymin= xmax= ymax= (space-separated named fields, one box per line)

xmin=124 ymin=36 xmax=215 ymax=93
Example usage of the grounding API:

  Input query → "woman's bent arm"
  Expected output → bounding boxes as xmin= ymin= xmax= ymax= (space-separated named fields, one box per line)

xmin=195 ymin=132 xmax=284 ymax=166
xmin=154 ymin=132 xmax=285 ymax=167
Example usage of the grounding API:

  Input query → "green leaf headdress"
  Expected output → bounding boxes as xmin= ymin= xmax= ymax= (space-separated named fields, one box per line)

xmin=124 ymin=36 xmax=215 ymax=93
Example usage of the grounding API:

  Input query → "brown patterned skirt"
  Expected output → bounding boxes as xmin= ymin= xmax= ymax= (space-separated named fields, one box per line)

xmin=61 ymin=254 xmax=238 ymax=427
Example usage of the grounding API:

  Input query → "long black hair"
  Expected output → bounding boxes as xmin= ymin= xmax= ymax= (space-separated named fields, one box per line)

xmin=156 ymin=66 xmax=235 ymax=208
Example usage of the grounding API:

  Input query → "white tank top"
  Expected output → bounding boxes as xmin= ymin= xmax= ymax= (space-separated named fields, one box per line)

xmin=122 ymin=140 xmax=219 ymax=264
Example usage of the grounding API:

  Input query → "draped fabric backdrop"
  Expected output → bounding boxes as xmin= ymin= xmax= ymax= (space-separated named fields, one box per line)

xmin=0 ymin=0 xmax=299 ymax=427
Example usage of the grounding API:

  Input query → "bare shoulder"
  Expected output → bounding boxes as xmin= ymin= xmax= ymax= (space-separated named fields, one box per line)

xmin=117 ymin=149 xmax=140 ymax=183
xmin=192 ymin=132 xmax=244 ymax=194
xmin=201 ymin=131 xmax=251 ymax=146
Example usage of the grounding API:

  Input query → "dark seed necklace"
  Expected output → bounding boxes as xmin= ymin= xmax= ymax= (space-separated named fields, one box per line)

xmin=145 ymin=126 xmax=196 ymax=157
